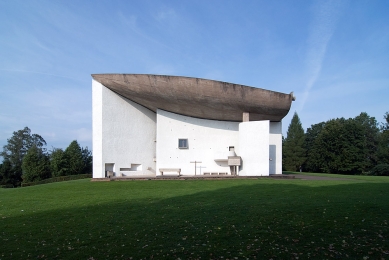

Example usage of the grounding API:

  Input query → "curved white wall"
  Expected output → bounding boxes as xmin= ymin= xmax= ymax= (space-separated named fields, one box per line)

xmin=156 ymin=110 xmax=239 ymax=175
xmin=93 ymin=80 xmax=284 ymax=177
xmin=92 ymin=80 xmax=156 ymax=177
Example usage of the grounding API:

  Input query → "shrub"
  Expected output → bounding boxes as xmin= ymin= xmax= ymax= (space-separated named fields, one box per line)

xmin=369 ymin=164 xmax=389 ymax=176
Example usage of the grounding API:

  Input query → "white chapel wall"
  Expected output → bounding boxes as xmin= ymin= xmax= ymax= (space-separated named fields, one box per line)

xmin=93 ymin=80 xmax=285 ymax=178
xmin=92 ymin=79 xmax=103 ymax=178
xmin=239 ymin=121 xmax=270 ymax=176
xmin=92 ymin=80 xmax=156 ymax=177
xmin=156 ymin=110 xmax=240 ymax=175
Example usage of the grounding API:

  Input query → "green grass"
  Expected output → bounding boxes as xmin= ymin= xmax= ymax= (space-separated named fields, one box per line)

xmin=284 ymin=171 xmax=387 ymax=181
xmin=1 ymin=176 xmax=388 ymax=259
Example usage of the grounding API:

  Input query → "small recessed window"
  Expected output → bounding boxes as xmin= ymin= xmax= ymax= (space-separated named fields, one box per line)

xmin=178 ymin=139 xmax=188 ymax=149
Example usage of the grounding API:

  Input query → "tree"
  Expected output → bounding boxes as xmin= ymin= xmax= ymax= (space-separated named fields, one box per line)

xmin=0 ymin=127 xmax=46 ymax=186
xmin=304 ymin=122 xmax=326 ymax=172
xmin=64 ymin=140 xmax=84 ymax=175
xmin=354 ymin=112 xmax=379 ymax=171
xmin=81 ymin=147 xmax=92 ymax=174
xmin=0 ymin=159 xmax=15 ymax=187
xmin=22 ymin=145 xmax=51 ymax=183
xmin=50 ymin=148 xmax=69 ymax=177
xmin=309 ymin=118 xmax=366 ymax=174
xmin=283 ymin=112 xmax=306 ymax=171
xmin=378 ymin=112 xmax=389 ymax=164
xmin=369 ymin=164 xmax=389 ymax=176
xmin=51 ymin=143 xmax=92 ymax=176
xmin=304 ymin=112 xmax=382 ymax=174
xmin=382 ymin=112 xmax=389 ymax=131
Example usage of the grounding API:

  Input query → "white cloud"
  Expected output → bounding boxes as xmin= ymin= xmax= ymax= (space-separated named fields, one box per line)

xmin=299 ymin=0 xmax=346 ymax=112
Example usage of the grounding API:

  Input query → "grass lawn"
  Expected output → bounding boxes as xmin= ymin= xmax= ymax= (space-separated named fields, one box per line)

xmin=0 ymin=175 xmax=388 ymax=259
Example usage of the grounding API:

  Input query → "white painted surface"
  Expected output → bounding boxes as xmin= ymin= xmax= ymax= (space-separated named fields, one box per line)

xmin=92 ymin=79 xmax=103 ymax=178
xmin=156 ymin=109 xmax=240 ymax=175
xmin=93 ymin=80 xmax=285 ymax=178
xmin=239 ymin=121 xmax=270 ymax=176
xmin=269 ymin=121 xmax=282 ymax=174
xmin=92 ymin=80 xmax=156 ymax=177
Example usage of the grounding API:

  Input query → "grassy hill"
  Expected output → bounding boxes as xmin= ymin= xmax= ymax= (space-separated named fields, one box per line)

xmin=1 ymin=175 xmax=388 ymax=259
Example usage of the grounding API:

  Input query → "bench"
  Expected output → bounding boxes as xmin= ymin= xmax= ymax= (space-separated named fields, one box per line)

xmin=159 ymin=168 xmax=181 ymax=176
xmin=204 ymin=172 xmax=228 ymax=176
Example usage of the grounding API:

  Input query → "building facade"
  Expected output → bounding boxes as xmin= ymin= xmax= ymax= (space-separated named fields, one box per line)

xmin=92 ymin=74 xmax=294 ymax=177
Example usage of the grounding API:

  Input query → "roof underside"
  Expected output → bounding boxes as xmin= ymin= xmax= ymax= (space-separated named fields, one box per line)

xmin=92 ymin=74 xmax=294 ymax=122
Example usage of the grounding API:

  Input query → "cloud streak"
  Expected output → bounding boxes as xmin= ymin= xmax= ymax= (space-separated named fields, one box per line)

xmin=299 ymin=0 xmax=346 ymax=111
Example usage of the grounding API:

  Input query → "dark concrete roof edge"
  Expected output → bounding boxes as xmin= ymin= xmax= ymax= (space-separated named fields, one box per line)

xmin=91 ymin=73 xmax=293 ymax=96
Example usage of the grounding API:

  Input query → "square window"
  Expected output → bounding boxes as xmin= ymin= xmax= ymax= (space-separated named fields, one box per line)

xmin=178 ymin=139 xmax=188 ymax=149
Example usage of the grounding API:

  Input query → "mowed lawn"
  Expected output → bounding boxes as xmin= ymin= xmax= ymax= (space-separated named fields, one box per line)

xmin=0 ymin=175 xmax=388 ymax=259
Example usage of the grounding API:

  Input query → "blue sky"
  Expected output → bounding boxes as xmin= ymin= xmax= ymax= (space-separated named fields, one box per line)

xmin=1 ymin=0 xmax=388 ymax=152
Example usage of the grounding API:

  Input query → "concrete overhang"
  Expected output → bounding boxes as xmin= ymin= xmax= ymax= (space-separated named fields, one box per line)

xmin=92 ymin=74 xmax=294 ymax=122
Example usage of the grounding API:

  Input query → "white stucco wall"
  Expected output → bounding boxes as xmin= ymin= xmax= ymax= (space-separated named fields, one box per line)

xmin=92 ymin=80 xmax=156 ymax=177
xmin=93 ymin=81 xmax=285 ymax=177
xmin=239 ymin=121 xmax=270 ymax=176
xmin=156 ymin=110 xmax=240 ymax=175
xmin=92 ymin=79 xmax=103 ymax=178
xmin=269 ymin=121 xmax=282 ymax=175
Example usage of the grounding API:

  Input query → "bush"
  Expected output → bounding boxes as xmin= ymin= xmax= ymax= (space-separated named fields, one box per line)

xmin=369 ymin=164 xmax=389 ymax=176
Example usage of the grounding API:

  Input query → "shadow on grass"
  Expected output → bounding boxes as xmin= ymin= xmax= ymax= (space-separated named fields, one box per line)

xmin=1 ymin=180 xmax=388 ymax=259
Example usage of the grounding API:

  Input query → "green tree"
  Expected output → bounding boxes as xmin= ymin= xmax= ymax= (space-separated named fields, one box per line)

xmin=81 ymin=147 xmax=92 ymax=174
xmin=382 ymin=112 xmax=389 ymax=131
xmin=305 ymin=113 xmax=381 ymax=174
xmin=354 ymin=112 xmax=379 ymax=171
xmin=51 ymin=142 xmax=92 ymax=177
xmin=50 ymin=148 xmax=69 ymax=177
xmin=310 ymin=118 xmax=366 ymax=174
xmin=378 ymin=112 xmax=389 ymax=164
xmin=283 ymin=112 xmax=306 ymax=171
xmin=0 ymin=127 xmax=46 ymax=186
xmin=304 ymin=122 xmax=326 ymax=172
xmin=22 ymin=145 xmax=51 ymax=183
xmin=64 ymin=140 xmax=84 ymax=175
xmin=0 ymin=159 xmax=15 ymax=187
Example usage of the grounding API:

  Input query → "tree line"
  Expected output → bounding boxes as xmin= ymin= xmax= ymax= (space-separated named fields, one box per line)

xmin=0 ymin=127 xmax=92 ymax=187
xmin=283 ymin=111 xmax=389 ymax=175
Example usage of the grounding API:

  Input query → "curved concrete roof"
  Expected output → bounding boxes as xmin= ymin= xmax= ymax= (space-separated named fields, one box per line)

xmin=92 ymin=74 xmax=294 ymax=122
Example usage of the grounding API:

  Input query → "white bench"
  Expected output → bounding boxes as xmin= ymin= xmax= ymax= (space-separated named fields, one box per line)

xmin=159 ymin=168 xmax=181 ymax=176
xmin=204 ymin=172 xmax=228 ymax=176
